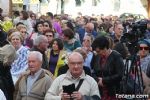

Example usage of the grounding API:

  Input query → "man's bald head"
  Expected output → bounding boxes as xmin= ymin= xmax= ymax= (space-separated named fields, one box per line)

xmin=86 ymin=23 xmax=94 ymax=29
xmin=68 ymin=52 xmax=84 ymax=62
xmin=68 ymin=52 xmax=84 ymax=78
xmin=85 ymin=22 xmax=94 ymax=33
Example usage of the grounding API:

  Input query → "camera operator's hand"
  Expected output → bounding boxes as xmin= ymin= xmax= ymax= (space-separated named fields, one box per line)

xmin=71 ymin=91 xmax=83 ymax=100
xmin=61 ymin=93 xmax=71 ymax=100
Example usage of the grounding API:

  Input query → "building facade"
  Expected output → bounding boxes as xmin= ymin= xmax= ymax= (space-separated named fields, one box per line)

xmin=0 ymin=0 xmax=150 ymax=18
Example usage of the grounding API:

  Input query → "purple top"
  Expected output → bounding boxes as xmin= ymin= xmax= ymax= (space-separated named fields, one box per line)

xmin=53 ymin=22 xmax=62 ymax=36
xmin=49 ymin=50 xmax=59 ymax=74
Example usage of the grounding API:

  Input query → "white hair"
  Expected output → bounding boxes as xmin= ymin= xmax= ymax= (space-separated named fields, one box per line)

xmin=28 ymin=51 xmax=43 ymax=62
xmin=33 ymin=35 xmax=47 ymax=46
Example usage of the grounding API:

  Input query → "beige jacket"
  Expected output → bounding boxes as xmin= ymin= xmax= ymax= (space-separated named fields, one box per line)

xmin=16 ymin=69 xmax=53 ymax=100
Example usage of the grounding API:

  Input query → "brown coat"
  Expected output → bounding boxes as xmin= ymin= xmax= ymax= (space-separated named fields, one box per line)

xmin=15 ymin=69 xmax=53 ymax=100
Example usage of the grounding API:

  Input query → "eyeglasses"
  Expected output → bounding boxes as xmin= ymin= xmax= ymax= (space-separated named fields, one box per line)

xmin=69 ymin=62 xmax=83 ymax=66
xmin=44 ymin=24 xmax=49 ymax=27
xmin=45 ymin=35 xmax=53 ymax=37
xmin=21 ymin=31 xmax=27 ymax=34
xmin=139 ymin=47 xmax=149 ymax=50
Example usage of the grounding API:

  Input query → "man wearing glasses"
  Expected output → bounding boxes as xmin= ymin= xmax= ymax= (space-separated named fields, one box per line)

xmin=45 ymin=52 xmax=100 ymax=100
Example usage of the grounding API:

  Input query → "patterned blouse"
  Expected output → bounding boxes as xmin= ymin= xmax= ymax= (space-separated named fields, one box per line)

xmin=11 ymin=45 xmax=29 ymax=84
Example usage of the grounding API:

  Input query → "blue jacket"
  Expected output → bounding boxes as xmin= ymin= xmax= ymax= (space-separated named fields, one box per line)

xmin=77 ymin=28 xmax=97 ymax=43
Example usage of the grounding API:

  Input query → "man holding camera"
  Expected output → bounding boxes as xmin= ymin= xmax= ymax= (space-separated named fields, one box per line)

xmin=45 ymin=52 xmax=100 ymax=100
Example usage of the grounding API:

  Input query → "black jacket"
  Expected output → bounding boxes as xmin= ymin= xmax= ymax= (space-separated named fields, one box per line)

xmin=0 ymin=63 xmax=14 ymax=100
xmin=92 ymin=50 xmax=124 ymax=96
xmin=0 ymin=31 xmax=14 ymax=100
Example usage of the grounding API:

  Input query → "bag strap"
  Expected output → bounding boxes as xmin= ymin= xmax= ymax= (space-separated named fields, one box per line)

xmin=28 ymin=32 xmax=34 ymax=40
xmin=75 ymin=79 xmax=84 ymax=91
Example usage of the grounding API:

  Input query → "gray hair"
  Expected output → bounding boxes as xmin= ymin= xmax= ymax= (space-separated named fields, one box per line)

xmin=8 ymin=31 xmax=23 ymax=42
xmin=0 ymin=44 xmax=16 ymax=66
xmin=28 ymin=51 xmax=43 ymax=62
xmin=33 ymin=35 xmax=47 ymax=46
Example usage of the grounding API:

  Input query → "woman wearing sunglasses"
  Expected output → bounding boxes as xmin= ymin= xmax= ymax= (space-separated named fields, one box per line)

xmin=138 ymin=39 xmax=150 ymax=74
xmin=138 ymin=39 xmax=150 ymax=96
xmin=44 ymin=29 xmax=55 ymax=48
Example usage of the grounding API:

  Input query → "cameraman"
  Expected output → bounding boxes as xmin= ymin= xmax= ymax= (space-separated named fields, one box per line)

xmin=144 ymin=20 xmax=150 ymax=39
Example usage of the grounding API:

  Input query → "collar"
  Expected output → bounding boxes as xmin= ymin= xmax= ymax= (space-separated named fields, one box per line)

xmin=16 ymin=45 xmax=24 ymax=52
xmin=32 ymin=46 xmax=44 ymax=54
xmin=65 ymin=70 xmax=86 ymax=80
xmin=29 ymin=68 xmax=42 ymax=78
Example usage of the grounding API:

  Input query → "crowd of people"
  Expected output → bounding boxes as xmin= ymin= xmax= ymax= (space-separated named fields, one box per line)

xmin=0 ymin=7 xmax=150 ymax=100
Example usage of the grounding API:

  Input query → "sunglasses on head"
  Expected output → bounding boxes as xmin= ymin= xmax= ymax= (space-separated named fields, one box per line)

xmin=139 ymin=47 xmax=149 ymax=50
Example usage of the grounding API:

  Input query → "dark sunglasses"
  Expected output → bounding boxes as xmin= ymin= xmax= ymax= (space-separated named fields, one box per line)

xmin=139 ymin=47 xmax=149 ymax=50
xmin=46 ymin=35 xmax=53 ymax=37
xmin=21 ymin=31 xmax=27 ymax=34
xmin=44 ymin=24 xmax=49 ymax=27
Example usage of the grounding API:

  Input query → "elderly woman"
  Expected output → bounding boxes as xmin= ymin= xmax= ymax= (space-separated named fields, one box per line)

xmin=8 ymin=31 xmax=29 ymax=84
xmin=46 ymin=38 xmax=66 ymax=77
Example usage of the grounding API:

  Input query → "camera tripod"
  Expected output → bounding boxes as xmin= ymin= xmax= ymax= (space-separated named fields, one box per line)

xmin=125 ymin=54 xmax=144 ymax=94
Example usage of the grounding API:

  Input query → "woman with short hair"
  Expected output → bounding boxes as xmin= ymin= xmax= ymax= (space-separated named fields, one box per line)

xmin=9 ymin=31 xmax=29 ymax=84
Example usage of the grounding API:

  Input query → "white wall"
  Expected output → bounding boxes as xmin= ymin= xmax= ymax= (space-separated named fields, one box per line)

xmin=0 ymin=0 xmax=10 ymax=16
xmin=47 ymin=0 xmax=148 ymax=17
xmin=0 ymin=0 xmax=147 ymax=17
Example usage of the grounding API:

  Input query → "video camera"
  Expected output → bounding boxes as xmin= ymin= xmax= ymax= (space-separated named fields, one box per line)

xmin=121 ymin=19 xmax=148 ymax=55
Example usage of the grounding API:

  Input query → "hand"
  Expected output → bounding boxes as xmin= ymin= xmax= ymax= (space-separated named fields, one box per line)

xmin=98 ymin=77 xmax=104 ymax=87
xmin=61 ymin=93 xmax=71 ymax=100
xmin=71 ymin=91 xmax=83 ymax=100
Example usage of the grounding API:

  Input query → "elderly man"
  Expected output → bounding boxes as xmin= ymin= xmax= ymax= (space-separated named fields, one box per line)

xmin=77 ymin=22 xmax=97 ymax=43
xmin=30 ymin=35 xmax=49 ymax=70
xmin=45 ymin=52 xmax=100 ymax=100
xmin=16 ymin=51 xmax=53 ymax=100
